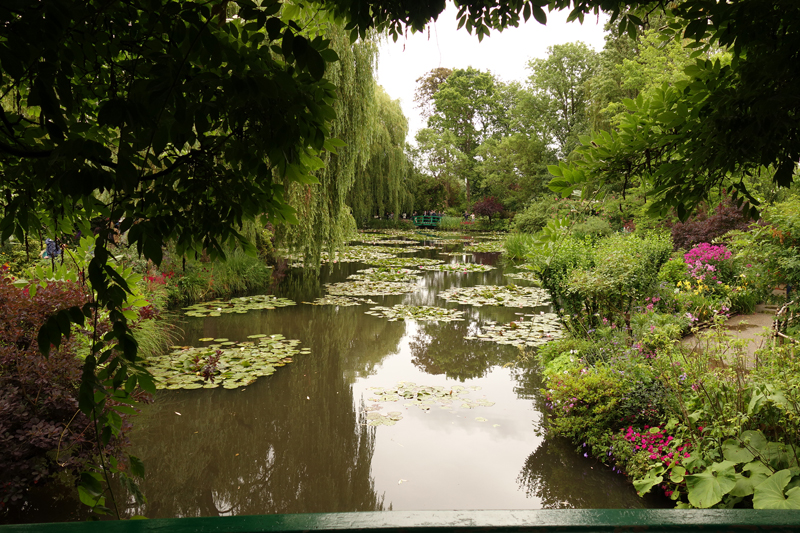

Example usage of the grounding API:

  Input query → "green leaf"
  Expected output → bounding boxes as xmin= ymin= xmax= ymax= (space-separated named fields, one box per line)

xmin=730 ymin=461 xmax=773 ymax=497
xmin=670 ymin=466 xmax=686 ymax=483
xmin=685 ymin=461 xmax=737 ymax=508
xmin=754 ymin=470 xmax=800 ymax=509
xmin=129 ymin=455 xmax=145 ymax=478
xmin=633 ymin=475 xmax=662 ymax=496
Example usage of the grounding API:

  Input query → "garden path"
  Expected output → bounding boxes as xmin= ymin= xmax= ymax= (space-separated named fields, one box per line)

xmin=680 ymin=305 xmax=779 ymax=368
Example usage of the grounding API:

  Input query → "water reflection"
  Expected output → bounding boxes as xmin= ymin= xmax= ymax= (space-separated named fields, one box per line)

xmin=409 ymin=318 xmax=513 ymax=381
xmin=126 ymin=308 xmax=390 ymax=517
xmin=9 ymin=238 xmax=666 ymax=522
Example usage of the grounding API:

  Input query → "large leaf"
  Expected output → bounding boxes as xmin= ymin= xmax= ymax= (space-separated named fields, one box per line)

xmin=730 ymin=461 xmax=774 ymax=497
xmin=723 ymin=430 xmax=767 ymax=463
xmin=753 ymin=469 xmax=800 ymax=509
xmin=685 ymin=461 xmax=737 ymax=508
xmin=633 ymin=475 xmax=662 ymax=496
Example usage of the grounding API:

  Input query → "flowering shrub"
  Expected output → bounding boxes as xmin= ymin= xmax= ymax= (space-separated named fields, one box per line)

xmin=683 ymin=243 xmax=733 ymax=284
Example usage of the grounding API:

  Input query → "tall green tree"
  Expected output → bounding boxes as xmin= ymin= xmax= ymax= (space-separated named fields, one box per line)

xmin=277 ymin=16 xmax=379 ymax=265
xmin=349 ymin=86 xmax=412 ymax=223
xmin=475 ymin=133 xmax=554 ymax=212
xmin=526 ymin=42 xmax=599 ymax=158
xmin=426 ymin=67 xmax=513 ymax=205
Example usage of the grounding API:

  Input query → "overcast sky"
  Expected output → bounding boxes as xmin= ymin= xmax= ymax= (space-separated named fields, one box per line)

xmin=376 ymin=6 xmax=610 ymax=143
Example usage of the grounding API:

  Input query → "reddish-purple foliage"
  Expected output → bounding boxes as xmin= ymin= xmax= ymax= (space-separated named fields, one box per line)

xmin=0 ymin=275 xmax=127 ymax=507
xmin=472 ymin=196 xmax=504 ymax=221
xmin=671 ymin=197 xmax=751 ymax=250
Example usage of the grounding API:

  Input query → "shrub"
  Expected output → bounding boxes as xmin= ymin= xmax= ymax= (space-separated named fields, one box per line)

xmin=572 ymin=216 xmax=613 ymax=241
xmin=503 ymin=233 xmax=535 ymax=261
xmin=671 ymin=197 xmax=751 ymax=250
xmin=566 ymin=232 xmax=672 ymax=329
xmin=683 ymin=243 xmax=734 ymax=285
xmin=472 ymin=196 xmax=504 ymax=221
xmin=658 ymin=257 xmax=689 ymax=285
xmin=437 ymin=216 xmax=462 ymax=231
xmin=0 ymin=276 xmax=129 ymax=507
xmin=512 ymin=202 xmax=551 ymax=234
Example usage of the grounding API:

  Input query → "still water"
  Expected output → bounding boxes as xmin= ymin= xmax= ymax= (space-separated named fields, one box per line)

xmin=121 ymin=235 xmax=664 ymax=517
xmin=5 ymin=235 xmax=665 ymax=523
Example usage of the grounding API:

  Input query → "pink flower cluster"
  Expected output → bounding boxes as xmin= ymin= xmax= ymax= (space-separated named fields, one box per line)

xmin=684 ymin=243 xmax=731 ymax=281
xmin=623 ymin=425 xmax=691 ymax=468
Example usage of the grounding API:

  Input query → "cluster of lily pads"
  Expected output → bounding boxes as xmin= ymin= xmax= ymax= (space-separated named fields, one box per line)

xmin=366 ymin=257 xmax=444 ymax=268
xmin=324 ymin=280 xmax=420 ymax=296
xmin=418 ymin=262 xmax=494 ymax=273
xmin=183 ymin=295 xmax=296 ymax=317
xmin=364 ymin=382 xmax=495 ymax=425
xmin=505 ymin=271 xmax=541 ymax=283
xmin=464 ymin=241 xmax=505 ymax=253
xmin=438 ymin=284 xmax=551 ymax=308
xmin=440 ymin=251 xmax=474 ymax=257
xmin=348 ymin=267 xmax=422 ymax=283
xmin=466 ymin=312 xmax=564 ymax=347
xmin=303 ymin=295 xmax=378 ymax=306
xmin=365 ymin=304 xmax=465 ymax=322
xmin=146 ymin=334 xmax=308 ymax=390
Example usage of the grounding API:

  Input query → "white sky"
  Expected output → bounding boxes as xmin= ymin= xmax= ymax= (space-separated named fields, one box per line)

xmin=376 ymin=5 xmax=610 ymax=143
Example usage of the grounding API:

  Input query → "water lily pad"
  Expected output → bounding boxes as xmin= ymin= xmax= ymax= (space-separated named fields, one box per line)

xmin=505 ymin=271 xmax=541 ymax=283
xmin=349 ymin=267 xmax=422 ymax=283
xmin=418 ymin=262 xmax=494 ymax=273
xmin=364 ymin=381 xmax=495 ymax=425
xmin=365 ymin=257 xmax=445 ymax=268
xmin=182 ymin=295 xmax=296 ymax=317
xmin=146 ymin=335 xmax=306 ymax=390
xmin=464 ymin=241 xmax=504 ymax=253
xmin=324 ymin=280 xmax=419 ymax=296
xmin=303 ymin=295 xmax=379 ymax=306
xmin=198 ymin=337 xmax=215 ymax=342
xmin=438 ymin=284 xmax=551 ymax=308
xmin=366 ymin=305 xmax=465 ymax=323
xmin=472 ymin=312 xmax=563 ymax=347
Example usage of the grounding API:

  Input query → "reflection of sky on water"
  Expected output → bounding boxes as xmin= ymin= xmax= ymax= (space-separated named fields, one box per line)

xmin=12 ymin=239 xmax=661 ymax=523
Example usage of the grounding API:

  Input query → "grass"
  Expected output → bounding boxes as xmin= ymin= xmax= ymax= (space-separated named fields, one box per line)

xmin=503 ymin=233 xmax=536 ymax=261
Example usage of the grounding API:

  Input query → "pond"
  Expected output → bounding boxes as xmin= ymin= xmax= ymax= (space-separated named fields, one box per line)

xmin=17 ymin=233 xmax=668 ymax=521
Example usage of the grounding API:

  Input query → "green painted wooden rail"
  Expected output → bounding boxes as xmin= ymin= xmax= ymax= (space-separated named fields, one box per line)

xmin=412 ymin=215 xmax=442 ymax=227
xmin=2 ymin=510 xmax=800 ymax=532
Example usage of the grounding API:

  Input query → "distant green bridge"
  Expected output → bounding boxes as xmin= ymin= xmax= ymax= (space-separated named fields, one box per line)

xmin=412 ymin=215 xmax=443 ymax=228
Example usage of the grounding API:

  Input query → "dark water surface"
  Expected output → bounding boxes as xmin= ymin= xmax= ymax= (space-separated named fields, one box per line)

xmin=7 ymin=236 xmax=666 ymax=522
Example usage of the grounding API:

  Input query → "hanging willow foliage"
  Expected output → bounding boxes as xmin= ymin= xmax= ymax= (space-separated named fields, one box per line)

xmin=349 ymin=86 xmax=413 ymax=224
xmin=276 ymin=15 xmax=378 ymax=268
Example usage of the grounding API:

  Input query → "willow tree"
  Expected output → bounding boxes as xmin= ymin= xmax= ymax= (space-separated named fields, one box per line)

xmin=277 ymin=15 xmax=379 ymax=264
xmin=349 ymin=86 xmax=412 ymax=223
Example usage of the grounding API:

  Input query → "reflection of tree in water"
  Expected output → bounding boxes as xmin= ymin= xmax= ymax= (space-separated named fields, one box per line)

xmin=409 ymin=318 xmax=515 ymax=381
xmin=512 ymin=362 xmax=670 ymax=509
xmin=516 ymin=437 xmax=669 ymax=509
xmin=127 ymin=303 xmax=400 ymax=517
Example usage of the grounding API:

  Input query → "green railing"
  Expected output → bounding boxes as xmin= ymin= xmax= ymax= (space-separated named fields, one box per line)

xmin=412 ymin=215 xmax=442 ymax=227
xmin=2 ymin=510 xmax=800 ymax=532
